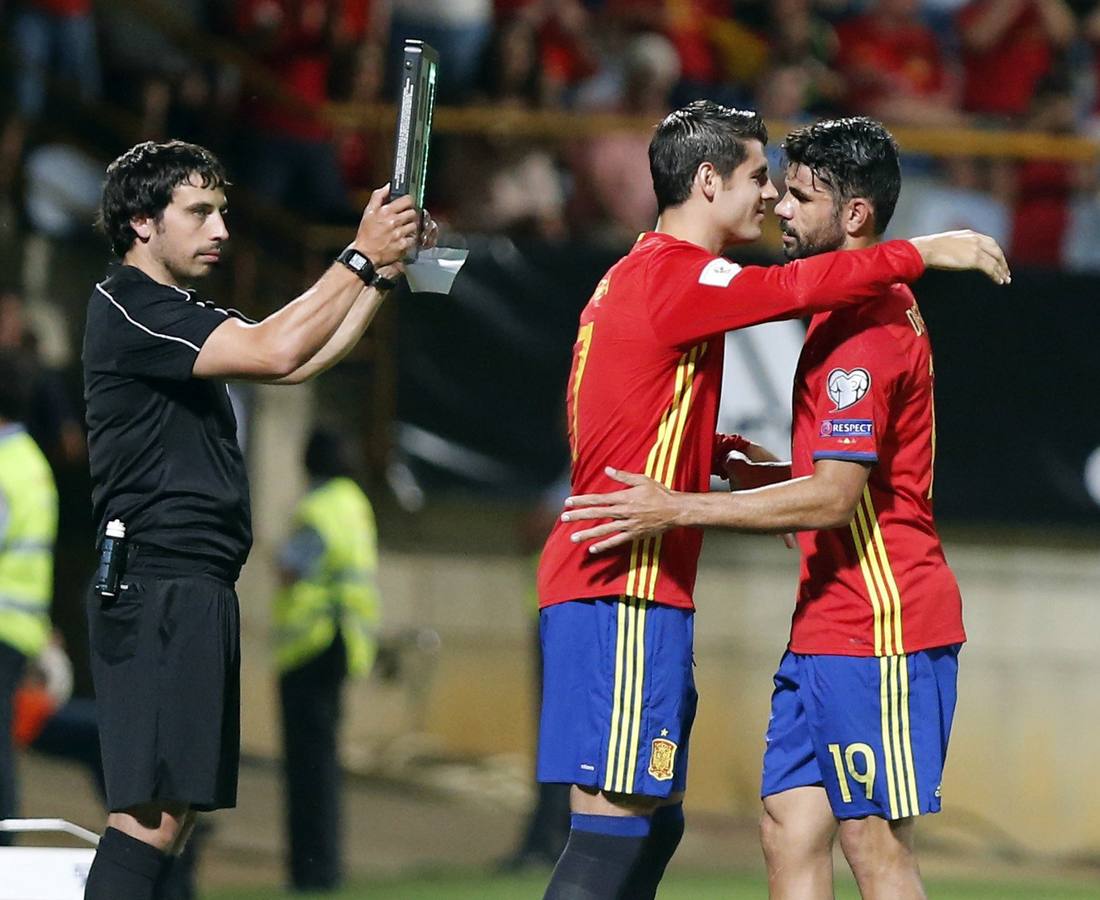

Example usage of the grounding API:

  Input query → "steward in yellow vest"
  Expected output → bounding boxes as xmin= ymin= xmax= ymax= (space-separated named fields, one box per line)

xmin=0 ymin=424 xmax=57 ymax=660
xmin=273 ymin=474 xmax=380 ymax=676
xmin=0 ymin=349 xmax=58 ymax=840
xmin=274 ymin=427 xmax=380 ymax=891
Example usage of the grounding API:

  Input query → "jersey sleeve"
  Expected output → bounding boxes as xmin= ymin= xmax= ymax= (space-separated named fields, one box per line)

xmin=810 ymin=325 xmax=900 ymax=464
xmin=100 ymin=283 xmax=232 ymax=381
xmin=712 ymin=432 xmax=751 ymax=477
xmin=646 ymin=239 xmax=925 ymax=347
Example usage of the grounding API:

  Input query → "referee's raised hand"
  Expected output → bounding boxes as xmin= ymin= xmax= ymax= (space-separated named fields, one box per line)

xmin=354 ymin=184 xmax=421 ymax=266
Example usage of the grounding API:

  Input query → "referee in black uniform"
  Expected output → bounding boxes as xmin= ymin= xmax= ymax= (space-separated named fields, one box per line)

xmin=81 ymin=140 xmax=433 ymax=900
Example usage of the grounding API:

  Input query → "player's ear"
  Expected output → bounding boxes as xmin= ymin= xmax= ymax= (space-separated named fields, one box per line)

xmin=130 ymin=214 xmax=155 ymax=243
xmin=844 ymin=197 xmax=874 ymax=237
xmin=697 ymin=162 xmax=718 ymax=202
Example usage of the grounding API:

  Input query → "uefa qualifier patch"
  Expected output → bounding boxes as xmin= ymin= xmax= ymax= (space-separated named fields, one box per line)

xmin=698 ymin=258 xmax=742 ymax=287
xmin=827 ymin=367 xmax=870 ymax=410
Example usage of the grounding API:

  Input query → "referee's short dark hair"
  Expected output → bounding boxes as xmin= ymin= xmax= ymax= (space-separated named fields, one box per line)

xmin=98 ymin=140 xmax=229 ymax=258
xmin=0 ymin=349 xmax=32 ymax=422
xmin=782 ymin=117 xmax=901 ymax=235
xmin=649 ymin=100 xmax=768 ymax=214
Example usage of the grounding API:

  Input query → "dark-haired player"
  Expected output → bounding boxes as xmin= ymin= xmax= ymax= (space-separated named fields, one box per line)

xmin=536 ymin=102 xmax=1008 ymax=899
xmin=561 ymin=117 xmax=988 ymax=898
xmin=81 ymin=140 xmax=434 ymax=900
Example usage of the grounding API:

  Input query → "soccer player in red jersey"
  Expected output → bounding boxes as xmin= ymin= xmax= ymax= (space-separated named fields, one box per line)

xmin=537 ymin=102 xmax=1008 ymax=900
xmin=560 ymin=117 xmax=995 ymax=898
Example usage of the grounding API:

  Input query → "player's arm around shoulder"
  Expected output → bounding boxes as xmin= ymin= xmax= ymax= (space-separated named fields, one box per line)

xmin=907 ymin=229 xmax=1011 ymax=284
xmin=193 ymin=187 xmax=420 ymax=382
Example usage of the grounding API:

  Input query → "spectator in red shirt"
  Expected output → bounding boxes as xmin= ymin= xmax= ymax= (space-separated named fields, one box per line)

xmin=529 ymin=0 xmax=598 ymax=106
xmin=235 ymin=0 xmax=352 ymax=219
xmin=335 ymin=41 xmax=388 ymax=203
xmin=1008 ymin=70 xmax=1080 ymax=267
xmin=956 ymin=0 xmax=1076 ymax=119
xmin=835 ymin=0 xmax=964 ymax=126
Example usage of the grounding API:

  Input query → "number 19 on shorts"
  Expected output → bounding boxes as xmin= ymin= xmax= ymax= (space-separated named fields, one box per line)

xmin=828 ymin=742 xmax=876 ymax=803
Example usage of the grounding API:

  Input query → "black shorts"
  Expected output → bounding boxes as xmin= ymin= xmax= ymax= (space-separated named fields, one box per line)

xmin=86 ymin=567 xmax=241 ymax=812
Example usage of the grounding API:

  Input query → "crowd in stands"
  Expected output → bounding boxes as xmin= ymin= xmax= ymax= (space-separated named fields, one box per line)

xmin=3 ymin=0 xmax=1100 ymax=269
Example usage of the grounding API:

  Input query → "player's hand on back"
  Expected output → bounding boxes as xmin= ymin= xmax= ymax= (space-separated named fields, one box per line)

xmin=561 ymin=467 xmax=682 ymax=554
xmin=909 ymin=230 xmax=1011 ymax=285
xmin=354 ymin=184 xmax=420 ymax=266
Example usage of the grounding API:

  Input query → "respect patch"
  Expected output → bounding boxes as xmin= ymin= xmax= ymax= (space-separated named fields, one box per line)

xmin=819 ymin=419 xmax=874 ymax=438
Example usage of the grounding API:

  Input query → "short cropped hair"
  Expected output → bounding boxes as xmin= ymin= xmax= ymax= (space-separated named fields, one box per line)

xmin=0 ymin=350 xmax=32 ymax=422
xmin=98 ymin=140 xmax=229 ymax=257
xmin=649 ymin=100 xmax=768 ymax=214
xmin=782 ymin=118 xmax=901 ymax=235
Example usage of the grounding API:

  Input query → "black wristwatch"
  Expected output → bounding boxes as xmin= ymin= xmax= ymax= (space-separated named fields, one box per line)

xmin=337 ymin=247 xmax=397 ymax=291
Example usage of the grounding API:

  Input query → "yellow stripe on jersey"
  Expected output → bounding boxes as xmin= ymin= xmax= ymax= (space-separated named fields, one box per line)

xmin=854 ymin=495 xmax=919 ymax=819
xmin=852 ymin=499 xmax=894 ymax=655
xmin=642 ymin=341 xmax=706 ymax=600
xmin=849 ymin=517 xmax=884 ymax=657
xmin=624 ymin=353 xmax=687 ymax=600
xmin=626 ymin=342 xmax=706 ymax=602
xmin=605 ymin=343 xmax=704 ymax=792
xmin=861 ymin=488 xmax=905 ymax=655
xmin=850 ymin=488 xmax=908 ymax=657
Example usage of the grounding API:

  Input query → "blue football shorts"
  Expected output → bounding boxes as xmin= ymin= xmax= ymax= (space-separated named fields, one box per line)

xmin=537 ymin=596 xmax=697 ymax=798
xmin=761 ymin=646 xmax=961 ymax=820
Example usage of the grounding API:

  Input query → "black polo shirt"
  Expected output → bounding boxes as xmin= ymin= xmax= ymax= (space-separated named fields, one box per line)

xmin=83 ymin=265 xmax=253 ymax=577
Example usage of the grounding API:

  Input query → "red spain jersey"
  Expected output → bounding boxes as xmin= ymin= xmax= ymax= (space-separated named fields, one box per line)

xmin=537 ymin=232 xmax=926 ymax=610
xmin=789 ymin=283 xmax=965 ymax=655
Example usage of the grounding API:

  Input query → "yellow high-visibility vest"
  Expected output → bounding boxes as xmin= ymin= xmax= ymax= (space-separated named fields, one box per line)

xmin=273 ymin=477 xmax=380 ymax=676
xmin=0 ymin=427 xmax=57 ymax=658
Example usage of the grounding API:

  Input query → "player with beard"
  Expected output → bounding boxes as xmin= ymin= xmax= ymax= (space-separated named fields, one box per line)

xmin=559 ymin=117 xmax=990 ymax=899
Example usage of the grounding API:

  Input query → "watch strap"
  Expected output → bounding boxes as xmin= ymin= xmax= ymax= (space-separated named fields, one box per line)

xmin=337 ymin=247 xmax=398 ymax=291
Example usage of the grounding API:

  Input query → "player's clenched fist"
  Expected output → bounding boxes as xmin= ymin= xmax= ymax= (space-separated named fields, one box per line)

xmin=354 ymin=184 xmax=420 ymax=267
xmin=909 ymin=230 xmax=1011 ymax=285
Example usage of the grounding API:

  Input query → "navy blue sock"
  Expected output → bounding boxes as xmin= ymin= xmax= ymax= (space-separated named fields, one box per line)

xmin=84 ymin=827 xmax=168 ymax=900
xmin=543 ymin=814 xmax=651 ymax=900
xmin=622 ymin=803 xmax=685 ymax=899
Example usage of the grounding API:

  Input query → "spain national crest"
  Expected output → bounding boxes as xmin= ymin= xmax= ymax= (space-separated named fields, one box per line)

xmin=648 ymin=737 xmax=678 ymax=781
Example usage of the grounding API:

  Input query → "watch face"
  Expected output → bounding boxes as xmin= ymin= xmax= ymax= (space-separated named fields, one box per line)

xmin=349 ymin=252 xmax=367 ymax=270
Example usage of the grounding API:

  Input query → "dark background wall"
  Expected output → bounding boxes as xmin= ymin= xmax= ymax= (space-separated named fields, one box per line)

xmin=396 ymin=239 xmax=1100 ymax=527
